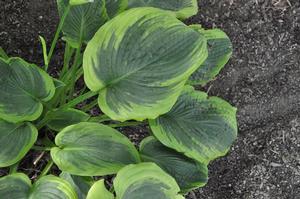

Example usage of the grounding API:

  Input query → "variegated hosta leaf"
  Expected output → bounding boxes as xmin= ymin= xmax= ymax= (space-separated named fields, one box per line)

xmin=127 ymin=0 xmax=198 ymax=19
xmin=149 ymin=86 xmax=238 ymax=164
xmin=189 ymin=26 xmax=233 ymax=86
xmin=140 ymin=136 xmax=208 ymax=192
xmin=114 ymin=163 xmax=184 ymax=199
xmin=0 ymin=120 xmax=38 ymax=167
xmin=86 ymin=179 xmax=114 ymax=199
xmin=0 ymin=173 xmax=31 ymax=198
xmin=30 ymin=175 xmax=78 ymax=199
xmin=57 ymin=0 xmax=108 ymax=48
xmin=105 ymin=0 xmax=128 ymax=18
xmin=47 ymin=108 xmax=90 ymax=131
xmin=51 ymin=122 xmax=140 ymax=176
xmin=83 ymin=8 xmax=207 ymax=121
xmin=0 ymin=58 xmax=55 ymax=123
xmin=0 ymin=173 xmax=78 ymax=199
xmin=60 ymin=172 xmax=94 ymax=199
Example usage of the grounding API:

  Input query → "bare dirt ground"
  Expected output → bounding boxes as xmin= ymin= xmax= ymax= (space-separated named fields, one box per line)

xmin=0 ymin=0 xmax=300 ymax=198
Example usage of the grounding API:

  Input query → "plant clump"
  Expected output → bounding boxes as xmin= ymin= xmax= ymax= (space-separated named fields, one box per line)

xmin=0 ymin=0 xmax=236 ymax=198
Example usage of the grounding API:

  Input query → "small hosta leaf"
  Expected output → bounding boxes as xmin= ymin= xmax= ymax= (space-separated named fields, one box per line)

xmin=128 ymin=0 xmax=198 ymax=19
xmin=51 ymin=122 xmax=140 ymax=176
xmin=83 ymin=7 xmax=207 ymax=121
xmin=189 ymin=26 xmax=233 ymax=86
xmin=140 ymin=136 xmax=208 ymax=192
xmin=0 ymin=174 xmax=77 ymax=199
xmin=60 ymin=172 xmax=94 ymax=199
xmin=0 ymin=58 xmax=55 ymax=123
xmin=86 ymin=179 xmax=114 ymax=199
xmin=114 ymin=163 xmax=184 ymax=199
xmin=149 ymin=86 xmax=238 ymax=164
xmin=57 ymin=0 xmax=108 ymax=48
xmin=0 ymin=120 xmax=38 ymax=167
xmin=47 ymin=108 xmax=90 ymax=131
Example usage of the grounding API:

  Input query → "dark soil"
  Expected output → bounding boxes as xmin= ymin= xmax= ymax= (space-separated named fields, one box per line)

xmin=1 ymin=0 xmax=300 ymax=198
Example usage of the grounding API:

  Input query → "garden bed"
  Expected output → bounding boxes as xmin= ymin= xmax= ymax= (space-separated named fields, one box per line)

xmin=0 ymin=0 xmax=300 ymax=198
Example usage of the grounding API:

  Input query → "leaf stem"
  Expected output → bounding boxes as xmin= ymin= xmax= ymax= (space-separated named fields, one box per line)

xmin=82 ymin=98 xmax=98 ymax=112
xmin=42 ymin=134 xmax=56 ymax=147
xmin=109 ymin=185 xmax=115 ymax=193
xmin=78 ymin=85 xmax=87 ymax=96
xmin=88 ymin=115 xmax=112 ymax=123
xmin=66 ymin=26 xmax=84 ymax=100
xmin=46 ymin=4 xmax=71 ymax=71
xmin=39 ymin=35 xmax=49 ymax=67
xmin=37 ymin=91 xmax=97 ymax=129
xmin=61 ymin=91 xmax=98 ymax=109
xmin=38 ymin=159 xmax=54 ymax=179
xmin=36 ymin=117 xmax=51 ymax=130
xmin=32 ymin=146 xmax=52 ymax=151
xmin=9 ymin=162 xmax=19 ymax=174
xmin=60 ymin=43 xmax=75 ymax=79
xmin=108 ymin=121 xmax=145 ymax=128
xmin=75 ymin=67 xmax=83 ymax=81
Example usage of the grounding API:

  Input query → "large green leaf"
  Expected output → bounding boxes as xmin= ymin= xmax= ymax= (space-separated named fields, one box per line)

xmin=0 ymin=58 xmax=55 ymax=123
xmin=189 ymin=26 xmax=233 ymax=86
xmin=51 ymin=122 xmax=140 ymax=176
xmin=60 ymin=172 xmax=94 ymax=199
xmin=47 ymin=108 xmax=90 ymax=131
xmin=0 ymin=173 xmax=77 ymax=199
xmin=140 ymin=136 xmax=208 ymax=192
xmin=105 ymin=0 xmax=128 ymax=18
xmin=149 ymin=86 xmax=237 ymax=164
xmin=127 ymin=0 xmax=198 ymax=19
xmin=0 ymin=120 xmax=38 ymax=167
xmin=83 ymin=7 xmax=207 ymax=121
xmin=86 ymin=179 xmax=114 ymax=199
xmin=114 ymin=163 xmax=184 ymax=199
xmin=57 ymin=0 xmax=108 ymax=48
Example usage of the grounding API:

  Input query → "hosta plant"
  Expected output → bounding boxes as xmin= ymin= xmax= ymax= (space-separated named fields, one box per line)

xmin=0 ymin=0 xmax=237 ymax=198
